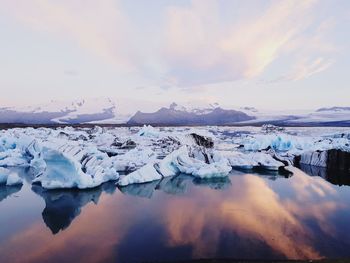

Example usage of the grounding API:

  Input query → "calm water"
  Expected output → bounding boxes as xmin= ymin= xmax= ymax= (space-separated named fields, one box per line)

xmin=1 ymin=167 xmax=350 ymax=263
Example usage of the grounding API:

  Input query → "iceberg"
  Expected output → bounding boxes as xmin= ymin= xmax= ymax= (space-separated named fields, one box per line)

xmin=137 ymin=125 xmax=161 ymax=138
xmin=0 ymin=125 xmax=349 ymax=189
xmin=33 ymin=147 xmax=119 ymax=189
xmin=0 ymin=167 xmax=10 ymax=184
xmin=118 ymin=146 xmax=232 ymax=186
xmin=223 ymin=151 xmax=285 ymax=171
xmin=6 ymin=172 xmax=23 ymax=186
xmin=0 ymin=167 xmax=23 ymax=186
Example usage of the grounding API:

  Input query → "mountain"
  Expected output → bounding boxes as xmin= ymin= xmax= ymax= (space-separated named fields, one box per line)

xmin=0 ymin=98 xmax=118 ymax=124
xmin=0 ymin=98 xmax=349 ymax=126
xmin=316 ymin=107 xmax=350 ymax=112
xmin=127 ymin=103 xmax=255 ymax=125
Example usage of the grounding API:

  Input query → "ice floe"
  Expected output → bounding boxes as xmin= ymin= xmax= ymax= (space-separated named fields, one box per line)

xmin=0 ymin=125 xmax=349 ymax=189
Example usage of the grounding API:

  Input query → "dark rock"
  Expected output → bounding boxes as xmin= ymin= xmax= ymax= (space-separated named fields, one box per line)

xmin=190 ymin=133 xmax=214 ymax=148
xmin=120 ymin=139 xmax=136 ymax=149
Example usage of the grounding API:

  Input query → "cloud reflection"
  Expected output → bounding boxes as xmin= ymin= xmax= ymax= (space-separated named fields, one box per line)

xmin=0 ymin=169 xmax=348 ymax=262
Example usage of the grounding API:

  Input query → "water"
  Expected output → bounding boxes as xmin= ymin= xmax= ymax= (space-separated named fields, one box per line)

xmin=1 ymin=168 xmax=350 ymax=262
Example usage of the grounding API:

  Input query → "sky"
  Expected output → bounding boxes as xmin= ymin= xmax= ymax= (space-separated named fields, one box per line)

xmin=0 ymin=0 xmax=349 ymax=110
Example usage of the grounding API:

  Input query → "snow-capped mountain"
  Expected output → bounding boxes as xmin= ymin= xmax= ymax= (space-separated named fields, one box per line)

xmin=127 ymin=102 xmax=255 ymax=125
xmin=0 ymin=98 xmax=119 ymax=124
xmin=0 ymin=98 xmax=349 ymax=126
xmin=288 ymin=107 xmax=350 ymax=125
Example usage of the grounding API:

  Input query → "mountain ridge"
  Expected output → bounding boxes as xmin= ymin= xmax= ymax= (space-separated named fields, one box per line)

xmin=1 ymin=98 xmax=350 ymax=126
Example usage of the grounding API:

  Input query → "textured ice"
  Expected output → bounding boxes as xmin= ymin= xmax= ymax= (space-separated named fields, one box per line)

xmin=6 ymin=172 xmax=23 ymax=186
xmin=0 ymin=167 xmax=10 ymax=184
xmin=0 ymin=168 xmax=23 ymax=186
xmin=236 ymin=133 xmax=350 ymax=154
xmin=223 ymin=151 xmax=284 ymax=170
xmin=119 ymin=145 xmax=232 ymax=186
xmin=137 ymin=125 xmax=161 ymax=138
xmin=0 ymin=125 xmax=349 ymax=188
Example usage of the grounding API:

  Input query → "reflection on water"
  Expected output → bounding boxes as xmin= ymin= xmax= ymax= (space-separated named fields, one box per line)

xmin=0 ymin=184 xmax=22 ymax=202
xmin=32 ymin=183 xmax=116 ymax=234
xmin=0 ymin=168 xmax=350 ymax=262
xmin=300 ymin=164 xmax=350 ymax=186
xmin=119 ymin=174 xmax=233 ymax=198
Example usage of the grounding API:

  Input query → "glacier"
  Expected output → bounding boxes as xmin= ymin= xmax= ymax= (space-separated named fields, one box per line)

xmin=0 ymin=125 xmax=349 ymax=189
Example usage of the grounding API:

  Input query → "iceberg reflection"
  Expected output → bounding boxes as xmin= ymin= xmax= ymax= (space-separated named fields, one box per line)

xmin=119 ymin=174 xmax=233 ymax=198
xmin=300 ymin=164 xmax=350 ymax=186
xmin=0 ymin=184 xmax=22 ymax=202
xmin=31 ymin=182 xmax=116 ymax=234
xmin=0 ymin=168 xmax=349 ymax=263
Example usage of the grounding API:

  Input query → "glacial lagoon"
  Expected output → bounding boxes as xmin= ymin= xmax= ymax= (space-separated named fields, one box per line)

xmin=1 ymin=167 xmax=350 ymax=263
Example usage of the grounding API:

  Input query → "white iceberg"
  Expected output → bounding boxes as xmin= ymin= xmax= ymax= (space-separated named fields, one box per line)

xmin=137 ymin=125 xmax=161 ymax=138
xmin=223 ymin=151 xmax=285 ymax=171
xmin=118 ymin=146 xmax=232 ymax=186
xmin=6 ymin=172 xmax=23 ymax=186
xmin=33 ymin=146 xmax=119 ymax=189
xmin=0 ymin=167 xmax=10 ymax=184
xmin=0 ymin=168 xmax=23 ymax=186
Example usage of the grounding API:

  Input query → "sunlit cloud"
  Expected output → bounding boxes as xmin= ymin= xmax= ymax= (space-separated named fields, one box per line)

xmin=0 ymin=0 xmax=347 ymax=108
xmin=2 ymin=0 xmax=136 ymax=70
xmin=162 ymin=0 xmax=335 ymax=86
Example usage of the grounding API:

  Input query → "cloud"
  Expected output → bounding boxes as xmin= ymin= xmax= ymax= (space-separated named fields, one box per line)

xmin=2 ymin=0 xmax=136 ymax=70
xmin=264 ymin=57 xmax=334 ymax=83
xmin=1 ymin=0 xmax=338 ymax=89
xmin=286 ymin=57 xmax=334 ymax=81
xmin=64 ymin=69 xmax=79 ymax=76
xmin=162 ymin=0 xmax=335 ymax=86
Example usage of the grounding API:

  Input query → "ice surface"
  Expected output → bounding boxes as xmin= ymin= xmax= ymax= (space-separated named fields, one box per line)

xmin=118 ymin=145 xmax=232 ymax=186
xmin=0 ymin=125 xmax=349 ymax=188
xmin=223 ymin=151 xmax=284 ymax=170
xmin=0 ymin=167 xmax=10 ymax=184
xmin=0 ymin=168 xmax=23 ymax=185
xmin=6 ymin=172 xmax=23 ymax=186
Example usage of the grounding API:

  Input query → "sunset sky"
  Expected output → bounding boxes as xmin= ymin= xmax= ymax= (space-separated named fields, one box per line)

xmin=0 ymin=0 xmax=349 ymax=110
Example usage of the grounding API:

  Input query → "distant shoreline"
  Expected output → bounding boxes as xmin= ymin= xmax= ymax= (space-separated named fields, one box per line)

xmin=1 ymin=122 xmax=350 ymax=130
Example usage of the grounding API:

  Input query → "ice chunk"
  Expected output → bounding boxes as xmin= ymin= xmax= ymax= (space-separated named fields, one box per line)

xmin=112 ymin=148 xmax=156 ymax=172
xmin=34 ymin=148 xmax=119 ymax=189
xmin=238 ymin=134 xmax=317 ymax=153
xmin=118 ymin=146 xmax=232 ymax=186
xmin=137 ymin=125 xmax=161 ymax=138
xmin=0 ymin=167 xmax=10 ymax=184
xmin=6 ymin=172 xmax=23 ymax=186
xmin=118 ymin=163 xmax=162 ymax=186
xmin=300 ymin=151 xmax=328 ymax=167
xmin=223 ymin=151 xmax=284 ymax=171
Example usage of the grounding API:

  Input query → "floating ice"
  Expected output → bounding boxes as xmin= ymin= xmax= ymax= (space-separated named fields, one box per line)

xmin=0 ymin=167 xmax=10 ymax=184
xmin=0 ymin=125 xmax=349 ymax=189
xmin=33 ymin=147 xmax=119 ymax=189
xmin=118 ymin=146 xmax=232 ymax=186
xmin=137 ymin=125 xmax=161 ymax=138
xmin=0 ymin=168 xmax=23 ymax=186
xmin=6 ymin=172 xmax=23 ymax=186
xmin=223 ymin=151 xmax=285 ymax=171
